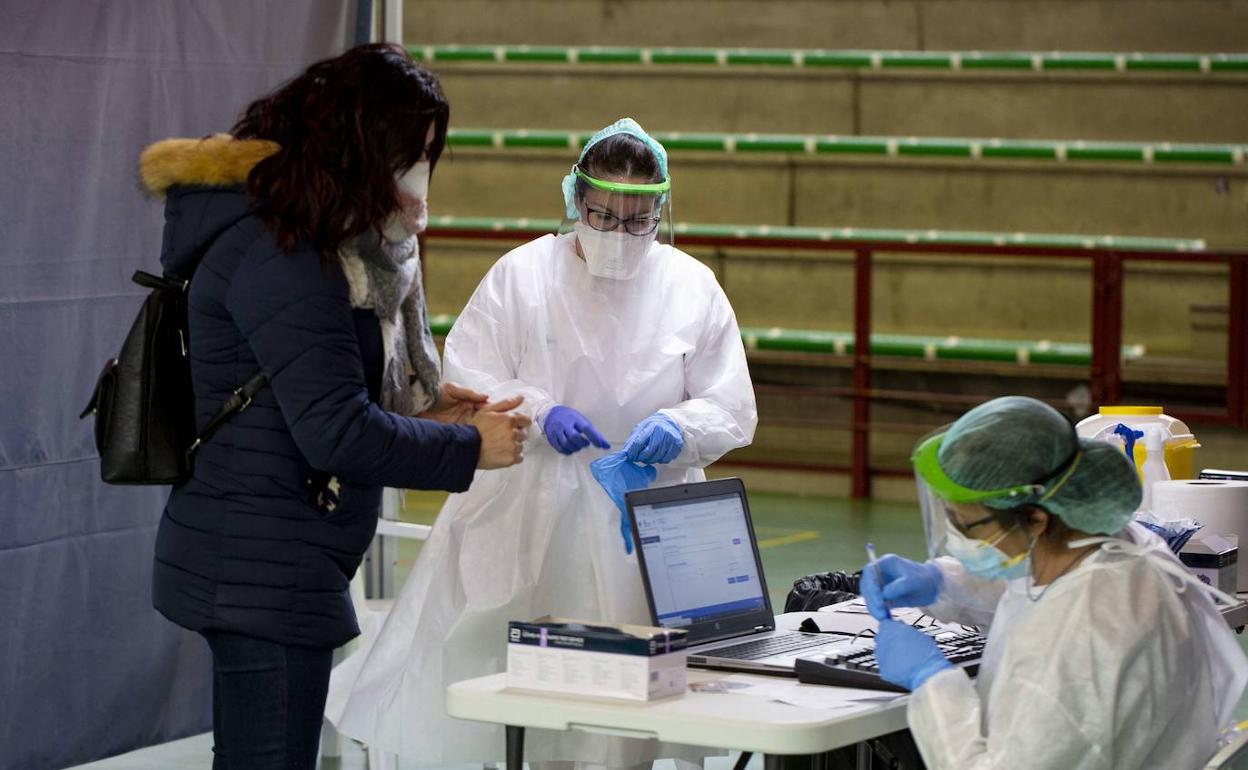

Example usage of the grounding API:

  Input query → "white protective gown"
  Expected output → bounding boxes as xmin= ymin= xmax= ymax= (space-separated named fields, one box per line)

xmin=910 ymin=522 xmax=1248 ymax=770
xmin=326 ymin=233 xmax=757 ymax=765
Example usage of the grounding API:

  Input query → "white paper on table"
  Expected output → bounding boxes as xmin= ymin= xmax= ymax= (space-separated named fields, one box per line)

xmin=707 ymin=675 xmax=906 ymax=711
xmin=774 ymin=612 xmax=829 ymax=632
xmin=810 ymin=599 xmax=943 ymax=634
xmin=772 ymin=612 xmax=870 ymax=657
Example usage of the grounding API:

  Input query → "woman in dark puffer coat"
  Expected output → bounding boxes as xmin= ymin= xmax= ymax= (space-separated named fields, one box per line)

xmin=140 ymin=44 xmax=529 ymax=770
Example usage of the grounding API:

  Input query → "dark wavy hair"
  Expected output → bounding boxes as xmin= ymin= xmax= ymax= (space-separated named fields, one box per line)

xmin=231 ymin=43 xmax=448 ymax=261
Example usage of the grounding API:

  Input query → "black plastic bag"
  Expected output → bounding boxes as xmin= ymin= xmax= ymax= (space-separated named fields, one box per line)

xmin=784 ymin=570 xmax=862 ymax=613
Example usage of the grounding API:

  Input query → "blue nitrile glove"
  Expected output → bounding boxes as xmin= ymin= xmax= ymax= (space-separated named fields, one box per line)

xmin=623 ymin=413 xmax=683 ymax=465
xmin=861 ymin=555 xmax=944 ymax=621
xmin=591 ymin=451 xmax=658 ymax=555
xmin=874 ymin=618 xmax=953 ymax=691
xmin=544 ymin=405 xmax=611 ymax=455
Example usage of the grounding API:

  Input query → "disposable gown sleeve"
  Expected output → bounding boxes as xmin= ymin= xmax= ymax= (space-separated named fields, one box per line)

xmin=442 ymin=257 xmax=557 ymax=426
xmin=226 ymin=245 xmax=481 ymax=492
xmin=658 ymin=284 xmax=757 ymax=468
xmin=922 ymin=556 xmax=1005 ymax=628
xmin=908 ymin=669 xmax=1109 ymax=770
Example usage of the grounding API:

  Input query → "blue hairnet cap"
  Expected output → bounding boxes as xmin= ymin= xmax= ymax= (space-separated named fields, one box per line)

xmin=562 ymin=118 xmax=669 ymax=219
xmin=938 ymin=396 xmax=1141 ymax=535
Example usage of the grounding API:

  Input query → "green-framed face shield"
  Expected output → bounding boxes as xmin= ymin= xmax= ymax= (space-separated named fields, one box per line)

xmin=911 ymin=431 xmax=1046 ymax=505
xmin=560 ymin=164 xmax=675 ymax=281
xmin=570 ymin=165 xmax=672 ymax=238
xmin=574 ymin=166 xmax=671 ymax=198
xmin=910 ymin=425 xmax=1082 ymax=558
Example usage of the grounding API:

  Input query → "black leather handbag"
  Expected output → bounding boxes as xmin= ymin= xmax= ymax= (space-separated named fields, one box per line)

xmin=80 ymin=270 xmax=266 ymax=485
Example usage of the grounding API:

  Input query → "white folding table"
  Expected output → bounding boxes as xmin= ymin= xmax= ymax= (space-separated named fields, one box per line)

xmin=1223 ymin=595 xmax=1248 ymax=630
xmin=446 ymin=669 xmax=909 ymax=770
xmin=444 ymin=594 xmax=1248 ymax=770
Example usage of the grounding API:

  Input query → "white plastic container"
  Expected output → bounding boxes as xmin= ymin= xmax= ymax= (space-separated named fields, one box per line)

xmin=1075 ymin=406 xmax=1200 ymax=480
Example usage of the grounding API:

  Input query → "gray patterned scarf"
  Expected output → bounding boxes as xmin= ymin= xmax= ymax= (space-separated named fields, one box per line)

xmin=340 ymin=232 xmax=441 ymax=417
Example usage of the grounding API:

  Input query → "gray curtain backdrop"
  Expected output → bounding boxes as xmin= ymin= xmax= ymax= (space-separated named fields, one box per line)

xmin=0 ymin=3 xmax=357 ymax=767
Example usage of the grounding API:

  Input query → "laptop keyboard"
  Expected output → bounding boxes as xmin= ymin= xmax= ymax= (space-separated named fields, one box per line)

xmin=704 ymin=632 xmax=834 ymax=661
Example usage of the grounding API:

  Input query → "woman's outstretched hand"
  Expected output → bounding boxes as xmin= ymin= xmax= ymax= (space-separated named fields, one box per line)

xmin=419 ymin=382 xmax=488 ymax=424
xmin=473 ymin=396 xmax=532 ymax=469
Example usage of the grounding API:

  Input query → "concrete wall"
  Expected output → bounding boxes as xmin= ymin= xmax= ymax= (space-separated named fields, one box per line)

xmin=435 ymin=66 xmax=1248 ymax=143
xmin=406 ymin=0 xmax=1248 ymax=52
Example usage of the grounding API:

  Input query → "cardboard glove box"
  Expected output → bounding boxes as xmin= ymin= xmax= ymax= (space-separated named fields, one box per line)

xmin=507 ymin=617 xmax=688 ymax=701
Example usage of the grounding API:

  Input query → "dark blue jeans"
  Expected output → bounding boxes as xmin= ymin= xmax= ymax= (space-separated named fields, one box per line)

xmin=202 ymin=631 xmax=334 ymax=770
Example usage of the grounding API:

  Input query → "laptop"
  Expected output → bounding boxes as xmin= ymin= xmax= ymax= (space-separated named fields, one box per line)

xmin=625 ymin=477 xmax=849 ymax=675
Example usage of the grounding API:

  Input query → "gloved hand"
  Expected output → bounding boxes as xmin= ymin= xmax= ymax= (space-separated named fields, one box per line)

xmin=861 ymin=554 xmax=943 ymax=621
xmin=590 ymin=451 xmax=658 ymax=555
xmin=543 ymin=405 xmax=611 ymax=455
xmin=623 ymin=413 xmax=683 ymax=465
xmin=874 ymin=619 xmax=953 ymax=691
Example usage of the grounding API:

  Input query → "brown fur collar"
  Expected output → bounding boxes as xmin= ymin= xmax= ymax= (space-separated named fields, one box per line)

xmin=139 ymin=134 xmax=279 ymax=198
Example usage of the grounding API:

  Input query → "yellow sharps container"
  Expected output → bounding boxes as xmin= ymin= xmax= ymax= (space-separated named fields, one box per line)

xmin=1075 ymin=406 xmax=1200 ymax=480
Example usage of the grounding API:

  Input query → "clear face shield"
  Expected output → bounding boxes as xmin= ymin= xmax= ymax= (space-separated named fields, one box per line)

xmin=559 ymin=164 xmax=674 ymax=281
xmin=911 ymin=427 xmax=1048 ymax=560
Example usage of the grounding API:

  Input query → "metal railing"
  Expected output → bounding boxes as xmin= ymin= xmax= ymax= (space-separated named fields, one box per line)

xmin=424 ymin=216 xmax=1248 ymax=498
xmin=447 ymin=128 xmax=1248 ymax=167
xmin=412 ymin=45 xmax=1248 ymax=75
xmin=427 ymin=312 xmax=1144 ymax=368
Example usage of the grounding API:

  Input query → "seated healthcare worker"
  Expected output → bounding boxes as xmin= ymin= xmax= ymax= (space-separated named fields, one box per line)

xmin=862 ymin=396 xmax=1248 ymax=770
xmin=326 ymin=118 xmax=758 ymax=767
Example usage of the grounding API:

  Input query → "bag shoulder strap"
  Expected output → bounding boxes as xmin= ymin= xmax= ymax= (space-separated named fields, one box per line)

xmin=187 ymin=371 xmax=269 ymax=458
xmin=138 ymin=252 xmax=269 ymax=458
xmin=133 ymin=269 xmax=187 ymax=292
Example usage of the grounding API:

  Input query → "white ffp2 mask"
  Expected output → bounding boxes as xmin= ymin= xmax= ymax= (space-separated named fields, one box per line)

xmin=384 ymin=161 xmax=431 ymax=241
xmin=574 ymin=221 xmax=656 ymax=280
xmin=398 ymin=161 xmax=430 ymax=198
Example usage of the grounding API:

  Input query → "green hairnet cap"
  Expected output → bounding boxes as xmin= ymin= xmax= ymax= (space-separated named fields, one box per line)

xmin=561 ymin=118 xmax=669 ymax=219
xmin=938 ymin=396 xmax=1141 ymax=535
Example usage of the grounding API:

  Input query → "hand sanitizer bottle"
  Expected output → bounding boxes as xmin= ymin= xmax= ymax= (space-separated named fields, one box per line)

xmin=1139 ymin=426 xmax=1171 ymax=515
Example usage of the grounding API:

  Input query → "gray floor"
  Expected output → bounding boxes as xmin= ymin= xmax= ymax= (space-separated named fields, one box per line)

xmin=65 ymin=734 xmax=759 ymax=770
xmin=65 ymin=734 xmax=218 ymax=770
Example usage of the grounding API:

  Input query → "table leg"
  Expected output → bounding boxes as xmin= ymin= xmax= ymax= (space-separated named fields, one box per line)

xmin=763 ymin=755 xmax=818 ymax=770
xmin=506 ymin=725 xmax=525 ymax=769
xmin=761 ymin=747 xmax=881 ymax=770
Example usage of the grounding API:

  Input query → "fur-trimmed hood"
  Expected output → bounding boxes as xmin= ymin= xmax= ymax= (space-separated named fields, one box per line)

xmin=139 ymin=134 xmax=278 ymax=198
xmin=141 ymin=134 xmax=277 ymax=279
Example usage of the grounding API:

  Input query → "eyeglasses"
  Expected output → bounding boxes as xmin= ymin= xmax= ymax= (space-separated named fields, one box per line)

xmin=584 ymin=206 xmax=661 ymax=236
xmin=944 ymin=505 xmax=1002 ymax=537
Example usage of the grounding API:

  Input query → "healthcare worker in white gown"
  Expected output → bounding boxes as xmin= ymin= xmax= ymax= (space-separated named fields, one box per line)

xmin=861 ymin=396 xmax=1248 ymax=770
xmin=326 ymin=118 xmax=757 ymax=766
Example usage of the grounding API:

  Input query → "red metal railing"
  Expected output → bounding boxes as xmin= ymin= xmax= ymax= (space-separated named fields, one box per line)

xmin=426 ymin=225 xmax=1248 ymax=497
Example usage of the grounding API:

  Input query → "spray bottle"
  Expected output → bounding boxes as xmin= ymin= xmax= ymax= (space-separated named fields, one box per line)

xmin=1139 ymin=425 xmax=1171 ymax=515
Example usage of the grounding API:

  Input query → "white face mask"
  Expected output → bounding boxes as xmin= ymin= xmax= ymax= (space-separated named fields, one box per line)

xmin=573 ymin=221 xmax=657 ymax=280
xmin=944 ymin=524 xmax=1032 ymax=581
xmin=398 ymin=161 xmax=430 ymax=199
xmin=383 ymin=161 xmax=431 ymax=242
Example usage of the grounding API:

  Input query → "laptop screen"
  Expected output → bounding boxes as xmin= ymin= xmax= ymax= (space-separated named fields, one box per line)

xmin=628 ymin=479 xmax=774 ymax=643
